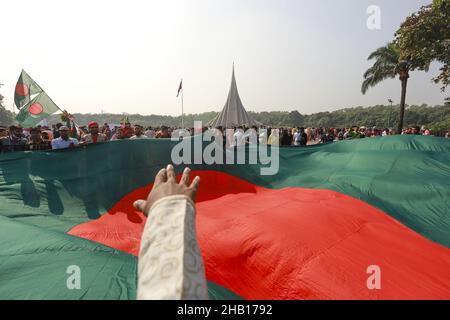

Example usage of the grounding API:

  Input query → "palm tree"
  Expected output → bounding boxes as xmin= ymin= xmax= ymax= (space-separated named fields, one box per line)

xmin=362 ymin=43 xmax=412 ymax=134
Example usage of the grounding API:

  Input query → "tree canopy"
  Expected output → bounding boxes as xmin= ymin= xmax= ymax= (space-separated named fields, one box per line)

xmin=395 ymin=0 xmax=449 ymax=92
xmin=0 ymin=95 xmax=14 ymax=126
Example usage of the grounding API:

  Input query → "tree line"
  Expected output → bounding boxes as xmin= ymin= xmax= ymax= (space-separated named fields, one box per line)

xmin=39 ymin=104 xmax=450 ymax=133
xmin=1 ymin=94 xmax=448 ymax=133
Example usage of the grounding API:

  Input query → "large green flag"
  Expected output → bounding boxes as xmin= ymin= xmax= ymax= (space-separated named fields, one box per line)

xmin=0 ymin=136 xmax=449 ymax=299
xmin=14 ymin=69 xmax=43 ymax=110
xmin=15 ymin=91 xmax=60 ymax=127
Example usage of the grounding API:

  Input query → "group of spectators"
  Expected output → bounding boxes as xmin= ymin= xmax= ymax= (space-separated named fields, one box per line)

xmin=0 ymin=122 xmax=171 ymax=153
xmin=0 ymin=121 xmax=448 ymax=153
xmin=271 ymin=125 xmax=446 ymax=146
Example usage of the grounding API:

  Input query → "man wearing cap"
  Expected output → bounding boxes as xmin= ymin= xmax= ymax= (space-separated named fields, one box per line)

xmin=0 ymin=125 xmax=28 ymax=153
xmin=81 ymin=122 xmax=107 ymax=144
xmin=51 ymin=126 xmax=79 ymax=150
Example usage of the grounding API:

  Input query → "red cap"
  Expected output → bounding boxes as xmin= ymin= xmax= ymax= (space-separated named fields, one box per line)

xmin=88 ymin=121 xmax=99 ymax=128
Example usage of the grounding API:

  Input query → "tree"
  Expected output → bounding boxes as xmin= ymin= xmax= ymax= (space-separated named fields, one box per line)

xmin=395 ymin=0 xmax=449 ymax=96
xmin=362 ymin=43 xmax=413 ymax=133
xmin=0 ymin=94 xmax=14 ymax=126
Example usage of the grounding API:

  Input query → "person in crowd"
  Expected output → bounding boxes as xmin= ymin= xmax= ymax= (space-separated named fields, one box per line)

xmin=287 ymin=128 xmax=294 ymax=145
xmin=304 ymin=127 xmax=310 ymax=143
xmin=233 ymin=126 xmax=245 ymax=146
xmin=130 ymin=125 xmax=149 ymax=139
xmin=248 ymin=125 xmax=258 ymax=144
xmin=358 ymin=127 xmax=366 ymax=138
xmin=81 ymin=122 xmax=107 ymax=144
xmin=292 ymin=128 xmax=299 ymax=146
xmin=101 ymin=123 xmax=112 ymax=140
xmin=337 ymin=128 xmax=344 ymax=140
xmin=298 ymin=127 xmax=308 ymax=146
xmin=111 ymin=127 xmax=126 ymax=140
xmin=343 ymin=128 xmax=352 ymax=139
xmin=51 ymin=126 xmax=79 ymax=150
xmin=258 ymin=126 xmax=268 ymax=145
xmin=321 ymin=128 xmax=334 ymax=143
xmin=279 ymin=128 xmax=291 ymax=146
xmin=156 ymin=126 xmax=171 ymax=138
xmin=41 ymin=128 xmax=54 ymax=140
xmin=0 ymin=125 xmax=28 ymax=153
xmin=26 ymin=128 xmax=52 ymax=151
xmin=122 ymin=121 xmax=134 ymax=139
xmin=0 ymin=126 xmax=7 ymax=138
xmin=41 ymin=131 xmax=51 ymax=141
xmin=293 ymin=128 xmax=301 ymax=146
xmin=52 ymin=123 xmax=63 ymax=139
xmin=267 ymin=128 xmax=278 ymax=145
xmin=145 ymin=126 xmax=156 ymax=139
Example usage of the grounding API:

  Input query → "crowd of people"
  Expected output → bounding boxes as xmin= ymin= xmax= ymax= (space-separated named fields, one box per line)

xmin=0 ymin=121 xmax=448 ymax=153
xmin=0 ymin=121 xmax=167 ymax=152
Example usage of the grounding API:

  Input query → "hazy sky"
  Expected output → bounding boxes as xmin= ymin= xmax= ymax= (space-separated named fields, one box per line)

xmin=0 ymin=0 xmax=446 ymax=116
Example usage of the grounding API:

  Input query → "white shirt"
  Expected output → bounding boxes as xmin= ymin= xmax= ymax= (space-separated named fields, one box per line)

xmin=247 ymin=130 xmax=258 ymax=144
xmin=51 ymin=137 xmax=79 ymax=149
xmin=233 ymin=130 xmax=245 ymax=147
xmin=259 ymin=131 xmax=267 ymax=145
xmin=293 ymin=132 xmax=301 ymax=146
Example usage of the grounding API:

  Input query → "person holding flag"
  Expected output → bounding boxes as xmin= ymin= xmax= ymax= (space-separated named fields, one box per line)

xmin=121 ymin=116 xmax=134 ymax=139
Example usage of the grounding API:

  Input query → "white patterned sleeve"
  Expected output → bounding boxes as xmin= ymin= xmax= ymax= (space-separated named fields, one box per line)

xmin=137 ymin=195 xmax=209 ymax=300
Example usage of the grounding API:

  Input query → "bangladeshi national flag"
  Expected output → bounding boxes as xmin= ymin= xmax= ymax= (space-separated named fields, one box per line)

xmin=0 ymin=136 xmax=449 ymax=299
xmin=14 ymin=69 xmax=43 ymax=110
xmin=15 ymin=91 xmax=60 ymax=128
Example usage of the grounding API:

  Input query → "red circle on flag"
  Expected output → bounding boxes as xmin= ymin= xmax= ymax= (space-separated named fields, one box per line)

xmin=15 ymin=84 xmax=29 ymax=97
xmin=29 ymin=103 xmax=43 ymax=115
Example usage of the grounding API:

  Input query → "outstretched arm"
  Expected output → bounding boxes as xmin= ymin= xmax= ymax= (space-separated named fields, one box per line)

xmin=133 ymin=165 xmax=208 ymax=300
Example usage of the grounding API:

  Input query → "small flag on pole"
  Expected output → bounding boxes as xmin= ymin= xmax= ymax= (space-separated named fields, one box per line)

xmin=176 ymin=79 xmax=183 ymax=97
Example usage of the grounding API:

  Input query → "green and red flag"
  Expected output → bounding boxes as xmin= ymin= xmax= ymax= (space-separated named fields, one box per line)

xmin=0 ymin=136 xmax=449 ymax=299
xmin=121 ymin=115 xmax=130 ymax=125
xmin=14 ymin=69 xmax=43 ymax=110
xmin=15 ymin=91 xmax=60 ymax=127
